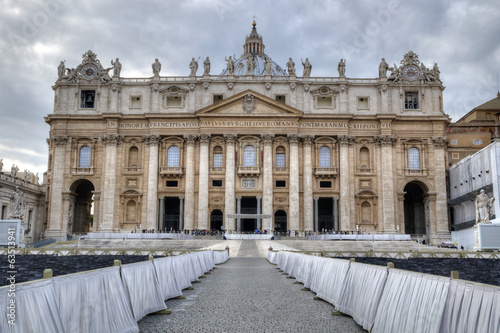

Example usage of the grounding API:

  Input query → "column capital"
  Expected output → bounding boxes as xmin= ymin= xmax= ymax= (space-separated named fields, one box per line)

xmin=142 ymin=134 xmax=160 ymax=146
xmin=338 ymin=135 xmax=354 ymax=147
xmin=256 ymin=196 xmax=262 ymax=200
xmin=53 ymin=136 xmax=68 ymax=146
xmin=261 ymin=134 xmax=274 ymax=145
xmin=224 ymin=134 xmax=238 ymax=145
xmin=431 ymin=136 xmax=447 ymax=149
xmin=103 ymin=134 xmax=124 ymax=146
xmin=314 ymin=196 xmax=319 ymax=201
xmin=287 ymin=133 xmax=300 ymax=145
xmin=199 ymin=133 xmax=211 ymax=145
xmin=184 ymin=134 xmax=198 ymax=146
xmin=179 ymin=196 xmax=185 ymax=200
xmin=236 ymin=196 xmax=242 ymax=200
xmin=374 ymin=135 xmax=397 ymax=147
xmin=302 ymin=135 xmax=314 ymax=146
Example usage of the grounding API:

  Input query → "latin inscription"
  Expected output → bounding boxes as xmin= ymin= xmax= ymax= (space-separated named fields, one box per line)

xmin=115 ymin=121 xmax=389 ymax=129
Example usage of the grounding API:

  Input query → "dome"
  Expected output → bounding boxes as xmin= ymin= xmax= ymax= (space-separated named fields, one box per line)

xmin=220 ymin=21 xmax=288 ymax=77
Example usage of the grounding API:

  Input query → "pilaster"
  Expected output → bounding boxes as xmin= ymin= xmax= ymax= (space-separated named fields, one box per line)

xmin=224 ymin=134 xmax=237 ymax=231
xmin=432 ymin=136 xmax=451 ymax=240
xmin=183 ymin=134 xmax=197 ymax=230
xmin=338 ymin=135 xmax=354 ymax=231
xmin=262 ymin=134 xmax=274 ymax=231
xmin=144 ymin=135 xmax=160 ymax=230
xmin=376 ymin=135 xmax=397 ymax=233
xmin=47 ymin=136 xmax=68 ymax=238
xmin=288 ymin=134 xmax=300 ymax=232
xmin=101 ymin=134 xmax=123 ymax=232
xmin=198 ymin=134 xmax=211 ymax=230
xmin=302 ymin=136 xmax=314 ymax=231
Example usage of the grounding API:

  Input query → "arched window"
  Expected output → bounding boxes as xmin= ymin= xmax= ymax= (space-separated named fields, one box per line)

xmin=243 ymin=145 xmax=255 ymax=166
xmin=79 ymin=146 xmax=91 ymax=168
xmin=213 ymin=145 xmax=223 ymax=168
xmin=128 ymin=146 xmax=138 ymax=168
xmin=319 ymin=146 xmax=331 ymax=168
xmin=360 ymin=147 xmax=370 ymax=170
xmin=276 ymin=146 xmax=286 ymax=168
xmin=408 ymin=147 xmax=420 ymax=170
xmin=167 ymin=146 xmax=180 ymax=167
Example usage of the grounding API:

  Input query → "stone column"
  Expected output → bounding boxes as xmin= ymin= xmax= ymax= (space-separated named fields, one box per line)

xmin=262 ymin=134 xmax=274 ymax=232
xmin=314 ymin=197 xmax=319 ymax=232
xmin=236 ymin=196 xmax=242 ymax=232
xmin=159 ymin=197 xmax=165 ymax=231
xmin=110 ymin=84 xmax=121 ymax=112
xmin=46 ymin=136 xmax=68 ymax=238
xmin=101 ymin=134 xmax=123 ymax=232
xmin=288 ymin=134 xmax=300 ymax=232
xmin=197 ymin=134 xmax=211 ymax=230
xmin=432 ymin=137 xmax=451 ymax=241
xmin=183 ymin=135 xmax=197 ymax=230
xmin=302 ymin=136 xmax=314 ymax=231
xmin=334 ymin=197 xmax=339 ymax=231
xmin=256 ymin=196 xmax=262 ymax=230
xmin=179 ymin=196 xmax=184 ymax=231
xmin=224 ymin=134 xmax=237 ymax=231
xmin=338 ymin=135 xmax=353 ymax=231
xmin=144 ymin=135 xmax=160 ymax=230
xmin=377 ymin=135 xmax=397 ymax=233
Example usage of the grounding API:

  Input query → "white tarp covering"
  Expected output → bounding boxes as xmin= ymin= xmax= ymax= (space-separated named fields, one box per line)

xmin=0 ymin=279 xmax=65 ymax=333
xmin=266 ymin=251 xmax=277 ymax=264
xmin=214 ymin=250 xmax=229 ymax=264
xmin=372 ymin=269 xmax=450 ymax=333
xmin=53 ymin=266 xmax=138 ymax=333
xmin=152 ymin=257 xmax=183 ymax=300
xmin=309 ymin=234 xmax=411 ymax=241
xmin=224 ymin=232 xmax=274 ymax=240
xmin=169 ymin=254 xmax=194 ymax=290
xmin=439 ymin=279 xmax=500 ymax=333
xmin=315 ymin=258 xmax=350 ymax=306
xmin=120 ymin=261 xmax=166 ymax=321
xmin=84 ymin=232 xmax=193 ymax=239
xmin=336 ymin=262 xmax=388 ymax=330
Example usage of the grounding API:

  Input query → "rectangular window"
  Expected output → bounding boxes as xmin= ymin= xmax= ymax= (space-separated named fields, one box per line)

xmin=276 ymin=180 xmax=286 ymax=188
xmin=166 ymin=181 xmax=178 ymax=187
xmin=276 ymin=153 xmax=285 ymax=168
xmin=317 ymin=96 xmax=333 ymax=108
xmin=213 ymin=95 xmax=223 ymax=104
xmin=130 ymin=96 xmax=142 ymax=108
xmin=1 ymin=205 xmax=6 ymax=219
xmin=212 ymin=180 xmax=223 ymax=187
xmin=213 ymin=153 xmax=223 ymax=168
xmin=450 ymin=139 xmax=457 ymax=145
xmin=80 ymin=90 xmax=95 ymax=108
xmin=473 ymin=139 xmax=483 ymax=145
xmin=452 ymin=153 xmax=460 ymax=159
xmin=166 ymin=96 xmax=182 ymax=107
xmin=405 ymin=92 xmax=419 ymax=110
xmin=320 ymin=181 xmax=332 ymax=188
xmin=275 ymin=95 xmax=286 ymax=104
xmin=357 ymin=97 xmax=369 ymax=109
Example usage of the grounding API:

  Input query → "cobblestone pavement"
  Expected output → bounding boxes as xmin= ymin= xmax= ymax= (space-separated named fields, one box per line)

xmin=138 ymin=254 xmax=366 ymax=333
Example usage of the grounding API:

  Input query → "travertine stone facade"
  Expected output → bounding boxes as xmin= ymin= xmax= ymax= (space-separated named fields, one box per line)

xmin=45 ymin=22 xmax=451 ymax=242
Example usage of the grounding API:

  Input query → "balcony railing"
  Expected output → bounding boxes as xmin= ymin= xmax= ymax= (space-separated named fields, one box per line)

xmin=71 ymin=167 xmax=94 ymax=175
xmin=160 ymin=166 xmax=184 ymax=177
xmin=314 ymin=167 xmax=338 ymax=178
xmin=237 ymin=166 xmax=261 ymax=176
xmin=273 ymin=167 xmax=288 ymax=173
xmin=123 ymin=167 xmax=142 ymax=174
xmin=405 ymin=168 xmax=427 ymax=176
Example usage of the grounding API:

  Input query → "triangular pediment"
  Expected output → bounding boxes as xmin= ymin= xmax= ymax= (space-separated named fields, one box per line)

xmin=196 ymin=90 xmax=302 ymax=117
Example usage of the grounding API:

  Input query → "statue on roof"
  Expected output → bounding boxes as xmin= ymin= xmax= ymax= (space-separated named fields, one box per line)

xmin=152 ymin=58 xmax=161 ymax=77
xmin=225 ymin=56 xmax=235 ymax=75
xmin=203 ymin=57 xmax=210 ymax=75
xmin=111 ymin=58 xmax=121 ymax=77
xmin=302 ymin=58 xmax=311 ymax=78
xmin=338 ymin=59 xmax=346 ymax=78
xmin=246 ymin=55 xmax=255 ymax=75
xmin=189 ymin=57 xmax=199 ymax=76
xmin=476 ymin=189 xmax=495 ymax=224
xmin=287 ymin=58 xmax=295 ymax=76
xmin=264 ymin=57 xmax=273 ymax=75
xmin=379 ymin=58 xmax=388 ymax=78
xmin=432 ymin=63 xmax=440 ymax=81
xmin=9 ymin=186 xmax=25 ymax=219
xmin=58 ymin=61 xmax=66 ymax=79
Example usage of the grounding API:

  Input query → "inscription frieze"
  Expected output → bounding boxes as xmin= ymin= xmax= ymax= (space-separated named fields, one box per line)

xmin=113 ymin=121 xmax=389 ymax=129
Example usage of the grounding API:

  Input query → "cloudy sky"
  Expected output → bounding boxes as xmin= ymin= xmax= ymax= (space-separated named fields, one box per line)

xmin=1 ymin=0 xmax=499 ymax=182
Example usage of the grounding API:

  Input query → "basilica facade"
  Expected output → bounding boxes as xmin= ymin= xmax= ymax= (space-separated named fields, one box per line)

xmin=45 ymin=22 xmax=451 ymax=242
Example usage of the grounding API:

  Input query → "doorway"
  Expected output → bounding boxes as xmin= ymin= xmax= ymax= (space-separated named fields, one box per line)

xmin=404 ymin=182 xmax=427 ymax=234
xmin=240 ymin=196 xmax=257 ymax=232
xmin=164 ymin=197 xmax=180 ymax=232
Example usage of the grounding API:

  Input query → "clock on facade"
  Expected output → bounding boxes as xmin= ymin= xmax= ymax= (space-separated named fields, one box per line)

xmin=403 ymin=65 xmax=419 ymax=81
xmin=82 ymin=64 xmax=98 ymax=80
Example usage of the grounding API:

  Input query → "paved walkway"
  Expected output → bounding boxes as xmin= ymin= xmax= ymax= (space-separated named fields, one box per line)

xmin=138 ymin=248 xmax=366 ymax=332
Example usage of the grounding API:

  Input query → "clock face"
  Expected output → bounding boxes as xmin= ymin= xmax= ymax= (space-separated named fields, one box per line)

xmin=404 ymin=65 xmax=419 ymax=81
xmin=82 ymin=64 xmax=97 ymax=79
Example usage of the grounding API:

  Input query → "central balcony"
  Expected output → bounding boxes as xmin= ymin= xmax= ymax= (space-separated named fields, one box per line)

xmin=237 ymin=166 xmax=261 ymax=177
xmin=160 ymin=166 xmax=184 ymax=178
xmin=314 ymin=167 xmax=338 ymax=178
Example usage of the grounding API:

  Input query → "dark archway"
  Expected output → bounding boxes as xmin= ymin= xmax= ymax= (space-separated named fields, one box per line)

xmin=241 ymin=197 xmax=257 ymax=232
xmin=318 ymin=198 xmax=334 ymax=232
xmin=274 ymin=210 xmax=287 ymax=232
xmin=210 ymin=209 xmax=223 ymax=231
xmin=164 ymin=197 xmax=180 ymax=232
xmin=71 ymin=179 xmax=95 ymax=233
xmin=404 ymin=182 xmax=427 ymax=234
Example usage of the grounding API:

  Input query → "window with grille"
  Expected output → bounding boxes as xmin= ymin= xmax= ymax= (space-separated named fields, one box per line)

xmin=243 ymin=145 xmax=256 ymax=166
xmin=167 ymin=146 xmax=180 ymax=167
xmin=472 ymin=139 xmax=483 ymax=145
xmin=405 ymin=92 xmax=419 ymax=109
xmin=79 ymin=146 xmax=91 ymax=168
xmin=276 ymin=146 xmax=286 ymax=168
xmin=319 ymin=146 xmax=331 ymax=168
xmin=408 ymin=147 xmax=420 ymax=170
xmin=213 ymin=146 xmax=223 ymax=168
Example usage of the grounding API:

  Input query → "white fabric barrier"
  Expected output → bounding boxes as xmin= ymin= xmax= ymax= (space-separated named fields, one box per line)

xmin=336 ymin=262 xmax=388 ymax=330
xmin=120 ymin=261 xmax=166 ymax=321
xmin=187 ymin=252 xmax=205 ymax=279
xmin=169 ymin=254 xmax=195 ymax=290
xmin=199 ymin=250 xmax=215 ymax=272
xmin=84 ymin=232 xmax=193 ymax=240
xmin=439 ymin=279 xmax=500 ymax=333
xmin=315 ymin=258 xmax=350 ymax=306
xmin=266 ymin=251 xmax=277 ymax=264
xmin=224 ymin=232 xmax=274 ymax=240
xmin=309 ymin=234 xmax=411 ymax=241
xmin=153 ymin=257 xmax=183 ymax=300
xmin=214 ymin=250 xmax=229 ymax=264
xmin=372 ymin=269 xmax=450 ymax=333
xmin=0 ymin=279 xmax=65 ymax=333
xmin=53 ymin=266 xmax=139 ymax=333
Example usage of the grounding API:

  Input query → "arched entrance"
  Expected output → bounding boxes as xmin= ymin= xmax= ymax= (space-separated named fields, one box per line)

xmin=70 ymin=179 xmax=95 ymax=233
xmin=210 ymin=209 xmax=223 ymax=231
xmin=404 ymin=182 xmax=427 ymax=235
xmin=274 ymin=210 xmax=287 ymax=232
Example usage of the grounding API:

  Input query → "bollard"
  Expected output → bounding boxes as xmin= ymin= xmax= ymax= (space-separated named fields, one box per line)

xmin=387 ymin=262 xmax=394 ymax=269
xmin=451 ymin=271 xmax=460 ymax=279
xmin=114 ymin=259 xmax=121 ymax=266
xmin=43 ymin=269 xmax=53 ymax=279
xmin=149 ymin=254 xmax=154 ymax=261
xmin=269 ymin=246 xmax=273 ymax=251
xmin=350 ymin=258 xmax=356 ymax=263
xmin=225 ymin=246 xmax=230 ymax=256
